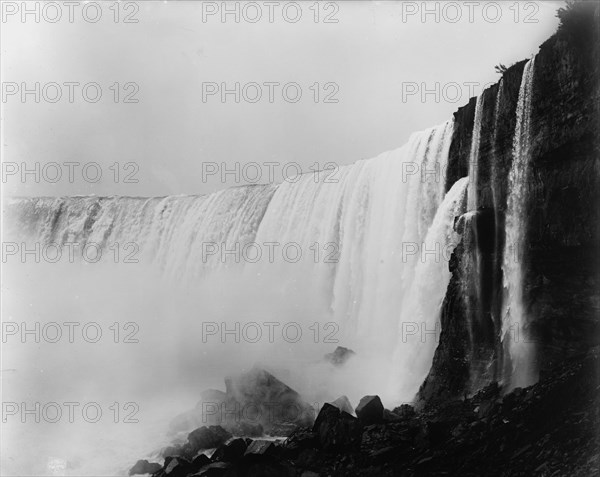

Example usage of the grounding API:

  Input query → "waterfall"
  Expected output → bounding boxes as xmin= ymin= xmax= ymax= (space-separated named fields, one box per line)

xmin=390 ymin=176 xmax=469 ymax=396
xmin=5 ymin=120 xmax=457 ymax=402
xmin=501 ymin=57 xmax=537 ymax=389
xmin=467 ymin=94 xmax=485 ymax=211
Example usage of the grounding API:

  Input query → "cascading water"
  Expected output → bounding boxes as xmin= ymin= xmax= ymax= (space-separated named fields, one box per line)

xmin=390 ymin=176 xmax=469 ymax=396
xmin=467 ymin=94 xmax=485 ymax=211
xmin=463 ymin=93 xmax=486 ymax=360
xmin=501 ymin=56 xmax=537 ymax=389
xmin=4 ymin=119 xmax=463 ymax=476
xmin=5 ymin=120 xmax=457 ymax=397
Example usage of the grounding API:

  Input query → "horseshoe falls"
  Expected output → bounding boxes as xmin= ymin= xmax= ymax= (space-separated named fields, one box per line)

xmin=5 ymin=119 xmax=458 ymax=403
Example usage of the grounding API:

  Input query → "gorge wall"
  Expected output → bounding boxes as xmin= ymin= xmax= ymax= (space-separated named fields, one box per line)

xmin=418 ymin=7 xmax=600 ymax=405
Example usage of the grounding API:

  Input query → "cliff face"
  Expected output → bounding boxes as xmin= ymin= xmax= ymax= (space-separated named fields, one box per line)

xmin=419 ymin=9 xmax=600 ymax=404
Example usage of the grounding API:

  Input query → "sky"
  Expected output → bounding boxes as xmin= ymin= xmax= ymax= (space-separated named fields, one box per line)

xmin=1 ymin=0 xmax=563 ymax=197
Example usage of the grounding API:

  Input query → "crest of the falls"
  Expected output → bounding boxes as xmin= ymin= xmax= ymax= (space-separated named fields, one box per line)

xmin=501 ymin=56 xmax=538 ymax=389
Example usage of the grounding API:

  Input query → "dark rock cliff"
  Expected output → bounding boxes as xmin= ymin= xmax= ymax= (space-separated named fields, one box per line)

xmin=419 ymin=5 xmax=600 ymax=404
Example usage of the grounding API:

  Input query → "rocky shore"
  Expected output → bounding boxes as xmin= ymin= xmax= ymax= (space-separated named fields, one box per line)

xmin=129 ymin=347 xmax=598 ymax=477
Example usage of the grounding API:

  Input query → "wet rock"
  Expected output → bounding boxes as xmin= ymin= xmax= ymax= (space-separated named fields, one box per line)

xmin=282 ymin=427 xmax=317 ymax=458
xmin=355 ymin=395 xmax=384 ymax=425
xmin=186 ymin=426 xmax=232 ymax=456
xmin=189 ymin=454 xmax=211 ymax=473
xmin=312 ymin=403 xmax=362 ymax=452
xmin=163 ymin=456 xmax=191 ymax=477
xmin=211 ymin=438 xmax=247 ymax=463
xmin=128 ymin=459 xmax=162 ymax=475
xmin=323 ymin=346 xmax=356 ymax=366
xmin=244 ymin=439 xmax=277 ymax=456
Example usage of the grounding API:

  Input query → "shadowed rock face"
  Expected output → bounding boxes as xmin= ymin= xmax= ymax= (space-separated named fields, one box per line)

xmin=420 ymin=7 xmax=600 ymax=404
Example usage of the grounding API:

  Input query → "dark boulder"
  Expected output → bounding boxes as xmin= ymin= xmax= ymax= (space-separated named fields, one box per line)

xmin=355 ymin=395 xmax=384 ymax=425
xmin=312 ymin=403 xmax=362 ymax=452
xmin=188 ymin=426 xmax=232 ymax=454
xmin=211 ymin=438 xmax=247 ymax=463
xmin=244 ymin=439 xmax=278 ymax=456
xmin=163 ymin=456 xmax=191 ymax=477
xmin=189 ymin=454 xmax=211 ymax=474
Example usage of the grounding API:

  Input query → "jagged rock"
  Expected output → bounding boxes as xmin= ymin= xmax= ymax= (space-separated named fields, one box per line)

xmin=328 ymin=395 xmax=354 ymax=415
xmin=189 ymin=454 xmax=211 ymax=474
xmin=323 ymin=346 xmax=356 ymax=366
xmin=163 ymin=456 xmax=191 ymax=477
xmin=185 ymin=426 xmax=232 ymax=457
xmin=283 ymin=427 xmax=317 ymax=456
xmin=312 ymin=403 xmax=362 ymax=451
xmin=224 ymin=367 xmax=314 ymax=434
xmin=244 ymin=439 xmax=277 ymax=456
xmin=128 ymin=459 xmax=162 ymax=476
xmin=355 ymin=395 xmax=384 ymax=425
xmin=211 ymin=438 xmax=247 ymax=462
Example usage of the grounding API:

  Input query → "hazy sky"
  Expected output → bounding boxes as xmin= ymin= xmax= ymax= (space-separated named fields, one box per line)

xmin=1 ymin=0 xmax=563 ymax=197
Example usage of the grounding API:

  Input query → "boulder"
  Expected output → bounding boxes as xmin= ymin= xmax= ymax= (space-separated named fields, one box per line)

xmin=163 ymin=456 xmax=191 ymax=477
xmin=128 ymin=459 xmax=162 ymax=476
xmin=211 ymin=438 xmax=247 ymax=462
xmin=312 ymin=403 xmax=362 ymax=452
xmin=283 ymin=427 xmax=317 ymax=454
xmin=224 ymin=367 xmax=313 ymax=433
xmin=244 ymin=439 xmax=277 ymax=456
xmin=189 ymin=454 xmax=211 ymax=474
xmin=323 ymin=346 xmax=356 ymax=366
xmin=355 ymin=395 xmax=384 ymax=425
xmin=186 ymin=426 xmax=232 ymax=456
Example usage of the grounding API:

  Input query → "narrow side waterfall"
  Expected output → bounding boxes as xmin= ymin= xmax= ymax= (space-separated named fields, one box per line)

xmin=464 ymin=93 xmax=486 ymax=370
xmin=5 ymin=120 xmax=457 ymax=404
xmin=467 ymin=94 xmax=485 ymax=211
xmin=501 ymin=57 xmax=537 ymax=389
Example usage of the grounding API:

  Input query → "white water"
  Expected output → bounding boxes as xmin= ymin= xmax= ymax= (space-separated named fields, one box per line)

xmin=389 ymin=176 xmax=469 ymax=396
xmin=501 ymin=57 xmax=538 ymax=389
xmin=2 ymin=120 xmax=464 ymax=476
xmin=467 ymin=94 xmax=485 ymax=212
